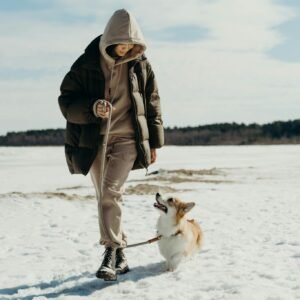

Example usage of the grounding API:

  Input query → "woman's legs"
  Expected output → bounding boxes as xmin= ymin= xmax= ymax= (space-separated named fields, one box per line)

xmin=90 ymin=136 xmax=137 ymax=248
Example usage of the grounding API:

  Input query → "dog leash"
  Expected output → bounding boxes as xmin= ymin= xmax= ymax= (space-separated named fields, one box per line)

xmin=97 ymin=101 xmax=161 ymax=249
xmin=126 ymin=235 xmax=162 ymax=248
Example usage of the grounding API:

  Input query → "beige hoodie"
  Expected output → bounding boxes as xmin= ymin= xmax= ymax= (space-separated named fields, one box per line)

xmin=95 ymin=9 xmax=147 ymax=136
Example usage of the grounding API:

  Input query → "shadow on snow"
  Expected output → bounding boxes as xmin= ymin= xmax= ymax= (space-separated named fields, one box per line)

xmin=0 ymin=262 xmax=165 ymax=299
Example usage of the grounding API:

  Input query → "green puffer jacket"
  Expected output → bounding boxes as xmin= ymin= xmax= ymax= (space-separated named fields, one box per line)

xmin=58 ymin=36 xmax=164 ymax=175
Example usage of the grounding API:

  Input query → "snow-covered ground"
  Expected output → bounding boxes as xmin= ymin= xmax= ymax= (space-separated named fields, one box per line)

xmin=0 ymin=145 xmax=299 ymax=300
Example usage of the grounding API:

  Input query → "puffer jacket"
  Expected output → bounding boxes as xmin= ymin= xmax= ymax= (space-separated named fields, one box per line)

xmin=58 ymin=35 xmax=164 ymax=175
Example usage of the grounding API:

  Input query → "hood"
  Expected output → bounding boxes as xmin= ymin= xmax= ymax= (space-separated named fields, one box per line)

xmin=99 ymin=9 xmax=146 ymax=66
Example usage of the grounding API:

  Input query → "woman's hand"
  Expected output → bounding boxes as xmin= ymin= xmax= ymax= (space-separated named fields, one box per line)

xmin=150 ymin=148 xmax=157 ymax=164
xmin=96 ymin=102 xmax=114 ymax=119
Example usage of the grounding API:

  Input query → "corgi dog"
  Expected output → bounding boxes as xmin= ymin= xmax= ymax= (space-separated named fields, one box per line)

xmin=154 ymin=193 xmax=203 ymax=271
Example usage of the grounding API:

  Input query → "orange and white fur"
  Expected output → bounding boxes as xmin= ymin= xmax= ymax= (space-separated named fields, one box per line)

xmin=154 ymin=193 xmax=203 ymax=271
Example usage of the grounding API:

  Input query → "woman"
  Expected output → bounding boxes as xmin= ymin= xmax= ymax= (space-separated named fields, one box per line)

xmin=58 ymin=9 xmax=164 ymax=281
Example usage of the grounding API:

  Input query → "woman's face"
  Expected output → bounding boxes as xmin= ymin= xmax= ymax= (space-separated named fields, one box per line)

xmin=114 ymin=44 xmax=134 ymax=57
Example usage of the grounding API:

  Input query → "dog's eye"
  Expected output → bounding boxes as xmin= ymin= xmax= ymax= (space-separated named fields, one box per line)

xmin=167 ymin=198 xmax=174 ymax=203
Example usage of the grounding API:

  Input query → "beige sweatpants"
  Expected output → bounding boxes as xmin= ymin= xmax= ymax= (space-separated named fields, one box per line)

xmin=89 ymin=135 xmax=137 ymax=248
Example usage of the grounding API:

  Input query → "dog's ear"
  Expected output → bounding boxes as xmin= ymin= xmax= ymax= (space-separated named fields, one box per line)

xmin=184 ymin=202 xmax=195 ymax=213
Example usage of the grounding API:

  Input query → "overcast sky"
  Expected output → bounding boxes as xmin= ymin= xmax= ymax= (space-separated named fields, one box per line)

xmin=0 ymin=0 xmax=299 ymax=135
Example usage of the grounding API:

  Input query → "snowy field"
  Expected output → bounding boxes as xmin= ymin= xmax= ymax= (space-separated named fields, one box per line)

xmin=0 ymin=145 xmax=299 ymax=300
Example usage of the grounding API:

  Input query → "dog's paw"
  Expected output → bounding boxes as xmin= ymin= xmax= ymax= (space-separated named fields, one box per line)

xmin=165 ymin=262 xmax=175 ymax=272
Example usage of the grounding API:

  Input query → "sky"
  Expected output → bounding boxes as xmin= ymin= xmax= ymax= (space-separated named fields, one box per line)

xmin=0 ymin=0 xmax=299 ymax=135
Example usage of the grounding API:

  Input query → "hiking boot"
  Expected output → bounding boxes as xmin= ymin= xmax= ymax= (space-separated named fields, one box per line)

xmin=115 ymin=248 xmax=129 ymax=274
xmin=96 ymin=247 xmax=117 ymax=281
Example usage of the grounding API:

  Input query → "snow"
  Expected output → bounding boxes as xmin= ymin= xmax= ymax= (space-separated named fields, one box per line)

xmin=0 ymin=145 xmax=299 ymax=300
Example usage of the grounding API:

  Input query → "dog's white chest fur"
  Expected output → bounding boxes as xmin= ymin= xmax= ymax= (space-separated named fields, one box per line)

xmin=157 ymin=217 xmax=187 ymax=271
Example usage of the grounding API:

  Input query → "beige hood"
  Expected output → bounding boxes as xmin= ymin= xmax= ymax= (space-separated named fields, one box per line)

xmin=99 ymin=9 xmax=147 ymax=66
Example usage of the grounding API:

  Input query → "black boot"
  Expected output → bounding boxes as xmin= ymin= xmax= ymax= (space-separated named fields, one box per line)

xmin=115 ymin=248 xmax=129 ymax=274
xmin=96 ymin=247 xmax=117 ymax=281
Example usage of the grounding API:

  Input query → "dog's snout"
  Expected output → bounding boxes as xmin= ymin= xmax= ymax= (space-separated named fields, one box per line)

xmin=156 ymin=192 xmax=161 ymax=200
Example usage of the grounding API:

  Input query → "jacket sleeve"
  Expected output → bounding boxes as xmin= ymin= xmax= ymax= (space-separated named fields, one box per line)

xmin=145 ymin=61 xmax=164 ymax=148
xmin=58 ymin=69 xmax=100 ymax=125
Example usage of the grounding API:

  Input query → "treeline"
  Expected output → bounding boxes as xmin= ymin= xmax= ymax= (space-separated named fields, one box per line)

xmin=0 ymin=120 xmax=300 ymax=146
xmin=0 ymin=129 xmax=64 ymax=146
xmin=165 ymin=120 xmax=300 ymax=145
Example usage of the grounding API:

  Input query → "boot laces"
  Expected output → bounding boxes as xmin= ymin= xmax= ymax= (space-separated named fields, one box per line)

xmin=116 ymin=248 xmax=125 ymax=263
xmin=102 ymin=247 xmax=114 ymax=266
